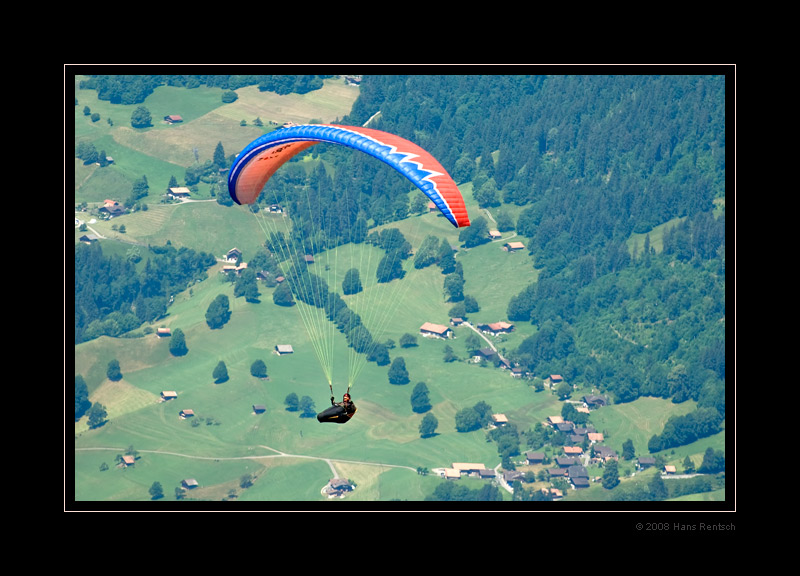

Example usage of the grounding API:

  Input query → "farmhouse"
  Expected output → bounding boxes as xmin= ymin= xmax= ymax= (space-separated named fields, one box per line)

xmin=571 ymin=477 xmax=591 ymax=489
xmin=452 ymin=463 xmax=487 ymax=477
xmin=222 ymin=262 xmax=248 ymax=275
xmin=326 ymin=478 xmax=354 ymax=496
xmin=157 ymin=327 xmax=171 ymax=337
xmin=582 ymin=394 xmax=608 ymax=409
xmin=79 ymin=234 xmax=99 ymax=244
xmin=543 ymin=488 xmax=563 ymax=500
xmin=554 ymin=421 xmax=574 ymax=434
xmin=121 ymin=455 xmax=135 ymax=467
xmin=587 ymin=432 xmax=604 ymax=443
xmin=226 ymin=248 xmax=242 ymax=262
xmin=168 ymin=187 xmax=191 ymax=200
xmin=503 ymin=470 xmax=524 ymax=483
xmin=638 ymin=457 xmax=657 ymax=469
xmin=275 ymin=344 xmax=294 ymax=355
xmin=568 ymin=465 xmax=588 ymax=480
xmin=525 ymin=452 xmax=545 ymax=464
xmin=591 ymin=446 xmax=618 ymax=462
xmin=161 ymin=391 xmax=178 ymax=401
xmin=443 ymin=468 xmax=461 ymax=480
xmin=100 ymin=203 xmax=126 ymax=218
xmin=511 ymin=366 xmax=526 ymax=378
xmin=474 ymin=347 xmax=496 ymax=361
xmin=478 ymin=321 xmax=514 ymax=335
xmin=419 ymin=322 xmax=452 ymax=339
xmin=492 ymin=414 xmax=508 ymax=427
xmin=488 ymin=230 xmax=502 ymax=240
xmin=182 ymin=478 xmax=199 ymax=489
xmin=504 ymin=241 xmax=525 ymax=252
xmin=253 ymin=404 xmax=266 ymax=414
xmin=164 ymin=115 xmax=183 ymax=123
xmin=179 ymin=409 xmax=194 ymax=419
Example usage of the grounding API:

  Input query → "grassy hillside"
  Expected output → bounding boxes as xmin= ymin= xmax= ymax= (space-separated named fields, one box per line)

xmin=72 ymin=78 xmax=724 ymax=505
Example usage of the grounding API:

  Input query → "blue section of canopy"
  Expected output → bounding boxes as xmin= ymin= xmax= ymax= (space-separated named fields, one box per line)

xmin=228 ymin=124 xmax=458 ymax=226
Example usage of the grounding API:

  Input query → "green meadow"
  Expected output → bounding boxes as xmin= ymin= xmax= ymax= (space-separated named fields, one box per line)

xmin=72 ymin=77 xmax=721 ymax=504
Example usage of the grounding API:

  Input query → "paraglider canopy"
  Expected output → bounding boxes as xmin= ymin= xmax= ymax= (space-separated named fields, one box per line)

xmin=228 ymin=124 xmax=470 ymax=228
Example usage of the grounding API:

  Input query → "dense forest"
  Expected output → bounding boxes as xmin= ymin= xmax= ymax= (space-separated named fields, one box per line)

xmin=75 ymin=74 xmax=728 ymax=452
xmin=74 ymin=242 xmax=216 ymax=342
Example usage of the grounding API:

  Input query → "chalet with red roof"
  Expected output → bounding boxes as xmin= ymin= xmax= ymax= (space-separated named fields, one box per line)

xmin=419 ymin=322 xmax=452 ymax=339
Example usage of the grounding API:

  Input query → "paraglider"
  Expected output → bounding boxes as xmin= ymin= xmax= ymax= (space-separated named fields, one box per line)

xmin=228 ymin=123 xmax=470 ymax=424
xmin=316 ymin=392 xmax=357 ymax=424
xmin=228 ymin=124 xmax=470 ymax=228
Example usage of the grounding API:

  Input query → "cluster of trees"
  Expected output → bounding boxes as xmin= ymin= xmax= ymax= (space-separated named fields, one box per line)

xmin=284 ymin=392 xmax=317 ymax=418
xmin=647 ymin=407 xmax=724 ymax=452
xmin=75 ymin=242 xmax=216 ymax=343
xmin=76 ymin=140 xmax=111 ymax=166
xmin=78 ymin=75 xmax=335 ymax=105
